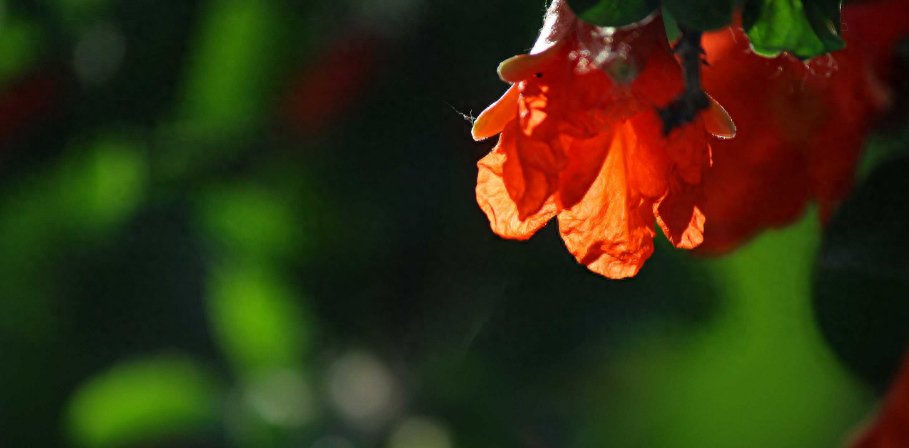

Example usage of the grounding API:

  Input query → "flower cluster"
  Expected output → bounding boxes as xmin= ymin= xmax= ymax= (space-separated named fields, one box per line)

xmin=472 ymin=0 xmax=909 ymax=278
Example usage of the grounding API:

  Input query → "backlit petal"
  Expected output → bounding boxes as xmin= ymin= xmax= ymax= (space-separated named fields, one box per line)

xmin=558 ymin=131 xmax=611 ymax=210
xmin=472 ymin=84 xmax=520 ymax=141
xmin=557 ymin=122 xmax=656 ymax=279
xmin=625 ymin=112 xmax=671 ymax=198
xmin=654 ymin=178 xmax=706 ymax=249
xmin=499 ymin=120 xmax=558 ymax=220
xmin=477 ymin=145 xmax=557 ymax=240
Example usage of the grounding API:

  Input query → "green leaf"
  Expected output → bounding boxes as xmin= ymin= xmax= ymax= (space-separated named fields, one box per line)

xmin=0 ymin=19 xmax=41 ymax=84
xmin=661 ymin=6 xmax=682 ymax=42
xmin=744 ymin=0 xmax=845 ymax=59
xmin=179 ymin=0 xmax=279 ymax=131
xmin=567 ymin=0 xmax=660 ymax=27
xmin=162 ymin=0 xmax=282 ymax=179
xmin=662 ymin=0 xmax=734 ymax=31
xmin=207 ymin=264 xmax=311 ymax=375
xmin=66 ymin=356 xmax=219 ymax=448
xmin=197 ymin=185 xmax=301 ymax=260
xmin=62 ymin=137 xmax=148 ymax=232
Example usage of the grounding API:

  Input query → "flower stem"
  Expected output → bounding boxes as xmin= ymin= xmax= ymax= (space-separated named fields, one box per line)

xmin=658 ymin=25 xmax=708 ymax=135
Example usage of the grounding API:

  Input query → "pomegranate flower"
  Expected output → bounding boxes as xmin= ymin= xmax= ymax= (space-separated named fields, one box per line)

xmin=472 ymin=0 xmax=733 ymax=279
xmin=696 ymin=0 xmax=909 ymax=253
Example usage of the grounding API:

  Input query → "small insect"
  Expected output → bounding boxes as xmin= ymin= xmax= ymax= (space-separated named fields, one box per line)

xmin=448 ymin=103 xmax=476 ymax=124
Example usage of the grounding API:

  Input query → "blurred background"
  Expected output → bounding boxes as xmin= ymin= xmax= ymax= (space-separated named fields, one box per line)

xmin=0 ymin=0 xmax=908 ymax=447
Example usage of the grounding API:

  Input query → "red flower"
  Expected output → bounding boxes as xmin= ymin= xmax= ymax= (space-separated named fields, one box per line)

xmin=472 ymin=0 xmax=733 ymax=278
xmin=849 ymin=347 xmax=909 ymax=448
xmin=697 ymin=0 xmax=909 ymax=253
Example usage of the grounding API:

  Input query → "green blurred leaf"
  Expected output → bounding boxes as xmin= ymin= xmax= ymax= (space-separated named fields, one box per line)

xmin=744 ymin=0 xmax=845 ymax=59
xmin=0 ymin=136 xmax=146 ymax=338
xmin=207 ymin=264 xmax=310 ymax=375
xmin=49 ymin=0 xmax=115 ymax=30
xmin=568 ymin=0 xmax=659 ymax=27
xmin=0 ymin=19 xmax=41 ymax=83
xmin=573 ymin=210 xmax=874 ymax=448
xmin=198 ymin=185 xmax=300 ymax=260
xmin=814 ymin=156 xmax=909 ymax=394
xmin=662 ymin=0 xmax=733 ymax=31
xmin=66 ymin=356 xmax=219 ymax=448
xmin=160 ymin=0 xmax=282 ymax=179
xmin=179 ymin=0 xmax=279 ymax=132
xmin=62 ymin=137 xmax=148 ymax=231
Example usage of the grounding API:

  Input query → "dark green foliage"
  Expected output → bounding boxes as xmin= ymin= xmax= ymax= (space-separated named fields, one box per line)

xmin=567 ymin=0 xmax=659 ymax=27
xmin=662 ymin=0 xmax=733 ymax=31
xmin=743 ymin=0 xmax=845 ymax=59
xmin=569 ymin=0 xmax=843 ymax=58
xmin=814 ymin=156 xmax=909 ymax=394
xmin=567 ymin=0 xmax=732 ymax=30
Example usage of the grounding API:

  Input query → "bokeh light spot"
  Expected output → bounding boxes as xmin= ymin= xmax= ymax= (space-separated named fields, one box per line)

xmin=388 ymin=416 xmax=454 ymax=448
xmin=312 ymin=435 xmax=355 ymax=448
xmin=73 ymin=22 xmax=126 ymax=87
xmin=244 ymin=369 xmax=316 ymax=427
xmin=327 ymin=351 xmax=400 ymax=429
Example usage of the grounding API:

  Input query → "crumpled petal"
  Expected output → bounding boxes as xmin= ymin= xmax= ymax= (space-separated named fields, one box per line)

xmin=477 ymin=142 xmax=557 ymax=240
xmin=654 ymin=177 xmax=706 ymax=249
xmin=557 ymin=131 xmax=610 ymax=210
xmin=630 ymin=109 xmax=711 ymax=187
xmin=498 ymin=119 xmax=559 ymax=220
xmin=625 ymin=111 xmax=671 ymax=198
xmin=557 ymin=122 xmax=656 ymax=279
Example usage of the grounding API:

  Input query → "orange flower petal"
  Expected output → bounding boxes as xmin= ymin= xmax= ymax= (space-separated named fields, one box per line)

xmin=557 ymin=122 xmax=656 ymax=279
xmin=558 ymin=131 xmax=611 ymax=210
xmin=472 ymin=84 xmax=520 ymax=141
xmin=667 ymin=119 xmax=711 ymax=186
xmin=626 ymin=17 xmax=685 ymax=108
xmin=625 ymin=112 xmax=671 ymax=198
xmin=499 ymin=120 xmax=559 ymax=220
xmin=654 ymin=178 xmax=706 ymax=249
xmin=476 ymin=145 xmax=557 ymax=240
